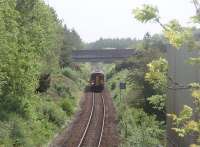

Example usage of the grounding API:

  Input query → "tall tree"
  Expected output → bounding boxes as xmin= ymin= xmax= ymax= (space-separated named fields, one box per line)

xmin=59 ymin=25 xmax=83 ymax=67
xmin=0 ymin=0 xmax=64 ymax=114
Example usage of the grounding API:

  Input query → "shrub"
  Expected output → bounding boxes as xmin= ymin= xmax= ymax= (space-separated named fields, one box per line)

xmin=42 ymin=102 xmax=66 ymax=127
xmin=0 ymin=115 xmax=34 ymax=147
xmin=111 ymin=82 xmax=116 ymax=90
xmin=118 ymin=107 xmax=164 ymax=147
xmin=106 ymin=68 xmax=165 ymax=146
xmin=54 ymin=83 xmax=70 ymax=97
xmin=60 ymin=99 xmax=74 ymax=116
xmin=0 ymin=112 xmax=59 ymax=147
xmin=0 ymin=121 xmax=12 ymax=146
xmin=62 ymin=67 xmax=78 ymax=80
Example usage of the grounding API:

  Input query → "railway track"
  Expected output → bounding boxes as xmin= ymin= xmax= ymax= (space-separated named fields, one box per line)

xmin=50 ymin=90 xmax=119 ymax=147
xmin=77 ymin=92 xmax=106 ymax=147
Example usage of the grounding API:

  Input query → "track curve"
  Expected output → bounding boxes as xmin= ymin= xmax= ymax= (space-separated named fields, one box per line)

xmin=78 ymin=93 xmax=106 ymax=147
xmin=50 ymin=90 xmax=119 ymax=147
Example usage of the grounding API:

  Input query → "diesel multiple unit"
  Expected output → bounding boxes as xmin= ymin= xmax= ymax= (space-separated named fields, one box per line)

xmin=89 ymin=71 xmax=104 ymax=92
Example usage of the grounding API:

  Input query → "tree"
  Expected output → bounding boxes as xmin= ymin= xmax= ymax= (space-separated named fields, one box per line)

xmin=0 ymin=0 xmax=85 ymax=146
xmin=59 ymin=25 xmax=83 ymax=67
xmin=85 ymin=38 xmax=137 ymax=50
xmin=145 ymin=58 xmax=168 ymax=112
xmin=133 ymin=5 xmax=192 ymax=48
xmin=133 ymin=3 xmax=200 ymax=146
xmin=0 ymin=0 xmax=64 ymax=116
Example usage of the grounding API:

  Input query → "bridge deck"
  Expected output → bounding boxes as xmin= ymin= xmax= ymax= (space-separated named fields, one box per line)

xmin=71 ymin=49 xmax=137 ymax=62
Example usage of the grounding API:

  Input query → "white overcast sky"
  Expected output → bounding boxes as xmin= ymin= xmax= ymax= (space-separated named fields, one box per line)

xmin=44 ymin=0 xmax=195 ymax=43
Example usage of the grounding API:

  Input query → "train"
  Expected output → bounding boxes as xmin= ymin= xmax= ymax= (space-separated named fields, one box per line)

xmin=89 ymin=70 xmax=105 ymax=92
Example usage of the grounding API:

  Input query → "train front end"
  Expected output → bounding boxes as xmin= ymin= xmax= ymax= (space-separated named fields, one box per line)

xmin=90 ymin=71 xmax=104 ymax=92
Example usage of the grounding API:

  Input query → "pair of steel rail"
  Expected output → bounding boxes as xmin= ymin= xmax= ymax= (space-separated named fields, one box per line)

xmin=77 ymin=93 xmax=106 ymax=147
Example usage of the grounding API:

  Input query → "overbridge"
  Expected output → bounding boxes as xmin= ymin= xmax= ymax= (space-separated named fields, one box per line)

xmin=71 ymin=49 xmax=138 ymax=62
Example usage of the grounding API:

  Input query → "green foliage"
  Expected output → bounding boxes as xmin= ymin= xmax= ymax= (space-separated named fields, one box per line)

xmin=59 ymin=25 xmax=83 ymax=67
xmin=0 ymin=0 xmax=38 ymax=97
xmin=60 ymin=99 xmax=74 ymax=116
xmin=61 ymin=66 xmax=88 ymax=89
xmin=41 ymin=101 xmax=66 ymax=127
xmin=164 ymin=20 xmax=192 ymax=48
xmin=110 ymin=37 xmax=167 ymax=119
xmin=114 ymin=92 xmax=164 ymax=146
xmin=103 ymin=31 xmax=169 ymax=145
xmin=0 ymin=0 xmax=63 ymax=115
xmin=147 ymin=94 xmax=166 ymax=111
xmin=133 ymin=5 xmax=193 ymax=48
xmin=168 ymin=88 xmax=200 ymax=144
xmin=188 ymin=57 xmax=200 ymax=65
xmin=189 ymin=83 xmax=200 ymax=89
xmin=133 ymin=2 xmax=200 ymax=146
xmin=169 ymin=105 xmax=193 ymax=125
xmin=133 ymin=4 xmax=159 ymax=23
xmin=145 ymin=58 xmax=168 ymax=111
xmin=54 ymin=83 xmax=71 ymax=97
xmin=0 ymin=115 xmax=33 ymax=147
xmin=168 ymin=105 xmax=194 ymax=137
xmin=0 ymin=111 xmax=58 ymax=147
xmin=85 ymin=38 xmax=137 ymax=50
xmin=0 ymin=0 xmax=86 ymax=146
xmin=119 ymin=107 xmax=164 ymax=147
xmin=62 ymin=67 xmax=78 ymax=80
xmin=191 ymin=12 xmax=200 ymax=24
xmin=130 ymin=33 xmax=168 ymax=52
xmin=111 ymin=82 xmax=116 ymax=90
xmin=191 ymin=85 xmax=200 ymax=113
xmin=126 ymin=52 xmax=165 ymax=110
xmin=106 ymin=64 xmax=165 ymax=146
xmin=145 ymin=58 xmax=168 ymax=93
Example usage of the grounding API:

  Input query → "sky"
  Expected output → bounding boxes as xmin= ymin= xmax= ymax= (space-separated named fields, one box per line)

xmin=44 ymin=0 xmax=196 ymax=43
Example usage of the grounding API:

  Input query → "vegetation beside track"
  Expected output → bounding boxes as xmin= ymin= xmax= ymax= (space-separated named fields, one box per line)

xmin=106 ymin=66 xmax=165 ymax=147
xmin=0 ymin=66 xmax=89 ymax=147
xmin=0 ymin=1 xmax=88 ymax=146
xmin=104 ymin=34 xmax=168 ymax=146
xmin=133 ymin=3 xmax=200 ymax=146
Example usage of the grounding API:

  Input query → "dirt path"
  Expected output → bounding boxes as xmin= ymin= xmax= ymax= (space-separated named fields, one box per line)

xmin=49 ymin=89 xmax=119 ymax=147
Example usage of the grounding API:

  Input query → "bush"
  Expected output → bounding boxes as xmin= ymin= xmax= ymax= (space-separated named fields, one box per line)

xmin=118 ymin=107 xmax=164 ymax=147
xmin=106 ymin=67 xmax=165 ymax=147
xmin=60 ymin=99 xmax=74 ymax=116
xmin=62 ymin=67 xmax=78 ymax=81
xmin=10 ymin=118 xmax=30 ymax=146
xmin=111 ymin=82 xmax=116 ymax=90
xmin=54 ymin=83 xmax=70 ymax=97
xmin=41 ymin=102 xmax=67 ymax=127
xmin=0 ymin=121 xmax=12 ymax=146
xmin=0 ymin=112 xmax=60 ymax=147
xmin=0 ymin=115 xmax=34 ymax=147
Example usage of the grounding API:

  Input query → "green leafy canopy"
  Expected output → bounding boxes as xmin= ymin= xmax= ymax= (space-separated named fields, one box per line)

xmin=133 ymin=4 xmax=159 ymax=23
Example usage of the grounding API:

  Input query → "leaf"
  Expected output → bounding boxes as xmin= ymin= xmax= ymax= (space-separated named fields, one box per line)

xmin=133 ymin=4 xmax=159 ymax=23
xmin=163 ymin=20 xmax=192 ymax=48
